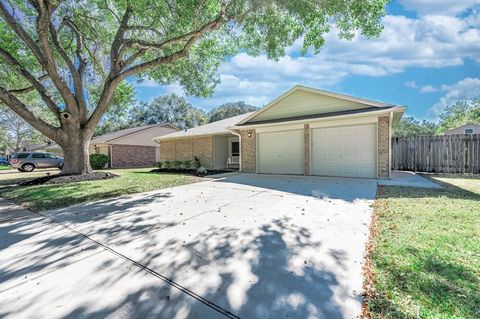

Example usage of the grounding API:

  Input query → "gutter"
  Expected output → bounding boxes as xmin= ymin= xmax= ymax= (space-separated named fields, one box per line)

xmin=228 ymin=106 xmax=406 ymax=130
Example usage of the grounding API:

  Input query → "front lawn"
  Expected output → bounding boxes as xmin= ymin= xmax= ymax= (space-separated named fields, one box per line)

xmin=0 ymin=164 xmax=10 ymax=170
xmin=366 ymin=175 xmax=480 ymax=319
xmin=0 ymin=168 xmax=198 ymax=211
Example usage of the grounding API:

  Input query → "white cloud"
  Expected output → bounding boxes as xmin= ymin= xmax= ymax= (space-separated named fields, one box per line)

xmin=404 ymin=81 xmax=438 ymax=93
xmin=400 ymin=0 xmax=479 ymax=16
xmin=430 ymin=77 xmax=480 ymax=117
xmin=419 ymin=85 xmax=438 ymax=93
xmin=134 ymin=7 xmax=480 ymax=111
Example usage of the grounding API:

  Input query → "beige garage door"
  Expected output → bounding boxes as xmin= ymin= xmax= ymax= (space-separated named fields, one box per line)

xmin=311 ymin=124 xmax=376 ymax=178
xmin=258 ymin=130 xmax=303 ymax=175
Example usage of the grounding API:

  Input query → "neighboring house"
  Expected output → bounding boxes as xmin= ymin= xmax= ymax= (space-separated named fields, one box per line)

xmin=444 ymin=124 xmax=480 ymax=135
xmin=4 ymin=143 xmax=62 ymax=159
xmin=156 ymin=85 xmax=405 ymax=178
xmin=90 ymin=123 xmax=179 ymax=168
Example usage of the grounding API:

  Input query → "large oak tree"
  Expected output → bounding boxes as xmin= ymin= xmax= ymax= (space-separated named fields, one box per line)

xmin=0 ymin=0 xmax=388 ymax=174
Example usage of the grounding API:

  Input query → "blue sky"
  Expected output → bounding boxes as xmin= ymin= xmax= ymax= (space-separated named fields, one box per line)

xmin=134 ymin=0 xmax=480 ymax=121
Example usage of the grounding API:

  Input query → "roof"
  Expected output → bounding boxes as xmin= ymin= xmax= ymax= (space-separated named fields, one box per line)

xmin=237 ymin=85 xmax=397 ymax=125
xmin=236 ymin=105 xmax=399 ymax=126
xmin=92 ymin=123 xmax=178 ymax=144
xmin=155 ymin=112 xmax=255 ymax=141
xmin=444 ymin=123 xmax=480 ymax=132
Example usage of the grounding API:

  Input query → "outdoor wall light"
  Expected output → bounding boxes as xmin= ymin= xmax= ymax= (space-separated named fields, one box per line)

xmin=248 ymin=132 xmax=252 ymax=137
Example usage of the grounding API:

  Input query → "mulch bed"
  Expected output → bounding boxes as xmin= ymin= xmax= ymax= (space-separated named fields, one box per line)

xmin=19 ymin=172 xmax=118 ymax=186
xmin=150 ymin=168 xmax=232 ymax=177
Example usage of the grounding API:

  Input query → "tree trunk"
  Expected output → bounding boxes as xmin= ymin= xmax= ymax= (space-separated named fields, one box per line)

xmin=60 ymin=134 xmax=92 ymax=175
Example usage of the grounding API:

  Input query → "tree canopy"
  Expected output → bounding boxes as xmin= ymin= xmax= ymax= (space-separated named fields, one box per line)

xmin=393 ymin=117 xmax=437 ymax=137
xmin=436 ymin=97 xmax=480 ymax=134
xmin=0 ymin=0 xmax=389 ymax=174
xmin=130 ymin=94 xmax=207 ymax=130
xmin=208 ymin=101 xmax=257 ymax=123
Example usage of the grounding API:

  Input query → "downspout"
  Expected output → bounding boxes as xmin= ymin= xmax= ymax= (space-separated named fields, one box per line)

xmin=389 ymin=111 xmax=393 ymax=179
xmin=231 ymin=130 xmax=242 ymax=172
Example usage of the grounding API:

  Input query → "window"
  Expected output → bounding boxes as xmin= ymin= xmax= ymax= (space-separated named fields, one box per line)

xmin=17 ymin=153 xmax=29 ymax=158
xmin=231 ymin=142 xmax=240 ymax=156
xmin=465 ymin=128 xmax=474 ymax=134
xmin=45 ymin=153 xmax=57 ymax=159
xmin=31 ymin=153 xmax=45 ymax=158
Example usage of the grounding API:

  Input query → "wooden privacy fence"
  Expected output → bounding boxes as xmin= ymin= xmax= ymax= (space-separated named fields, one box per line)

xmin=392 ymin=134 xmax=480 ymax=173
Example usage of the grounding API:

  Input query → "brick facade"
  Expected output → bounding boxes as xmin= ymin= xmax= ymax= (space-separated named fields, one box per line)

xmin=377 ymin=116 xmax=390 ymax=178
xmin=158 ymin=137 xmax=214 ymax=169
xmin=111 ymin=144 xmax=157 ymax=168
xmin=239 ymin=129 xmax=256 ymax=173
xmin=304 ymin=124 xmax=310 ymax=175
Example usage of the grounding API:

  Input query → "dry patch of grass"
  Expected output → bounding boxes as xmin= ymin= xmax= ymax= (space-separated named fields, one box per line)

xmin=365 ymin=175 xmax=480 ymax=319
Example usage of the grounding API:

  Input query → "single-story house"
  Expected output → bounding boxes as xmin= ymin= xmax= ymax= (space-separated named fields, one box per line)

xmin=157 ymin=85 xmax=405 ymax=178
xmin=90 ymin=123 xmax=179 ymax=167
xmin=444 ymin=123 xmax=480 ymax=135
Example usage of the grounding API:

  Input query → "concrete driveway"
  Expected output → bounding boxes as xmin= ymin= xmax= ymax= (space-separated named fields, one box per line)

xmin=0 ymin=174 xmax=377 ymax=319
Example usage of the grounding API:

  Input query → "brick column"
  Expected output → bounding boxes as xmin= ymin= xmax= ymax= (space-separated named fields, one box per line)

xmin=239 ymin=129 xmax=256 ymax=173
xmin=304 ymin=124 xmax=310 ymax=175
xmin=377 ymin=116 xmax=390 ymax=178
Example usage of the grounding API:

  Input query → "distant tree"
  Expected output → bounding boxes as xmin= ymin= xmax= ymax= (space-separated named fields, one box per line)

xmin=394 ymin=117 xmax=437 ymax=137
xmin=95 ymin=83 xmax=136 ymax=136
xmin=208 ymin=101 xmax=257 ymax=123
xmin=436 ymin=97 xmax=480 ymax=134
xmin=0 ymin=107 xmax=47 ymax=151
xmin=131 ymin=94 xmax=207 ymax=130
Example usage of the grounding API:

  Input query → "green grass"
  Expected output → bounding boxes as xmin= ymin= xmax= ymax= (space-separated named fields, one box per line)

xmin=0 ymin=164 xmax=11 ymax=170
xmin=367 ymin=175 xmax=480 ymax=319
xmin=0 ymin=168 xmax=197 ymax=211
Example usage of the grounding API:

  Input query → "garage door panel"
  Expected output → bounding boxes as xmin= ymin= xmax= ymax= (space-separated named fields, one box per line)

xmin=258 ymin=130 xmax=303 ymax=175
xmin=311 ymin=124 xmax=376 ymax=178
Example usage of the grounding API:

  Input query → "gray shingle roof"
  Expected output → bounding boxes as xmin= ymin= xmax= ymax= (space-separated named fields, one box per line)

xmin=156 ymin=112 xmax=255 ymax=140
xmin=92 ymin=123 xmax=176 ymax=143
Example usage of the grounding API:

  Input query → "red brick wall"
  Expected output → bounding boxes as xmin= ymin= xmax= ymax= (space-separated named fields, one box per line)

xmin=110 ymin=144 xmax=156 ymax=168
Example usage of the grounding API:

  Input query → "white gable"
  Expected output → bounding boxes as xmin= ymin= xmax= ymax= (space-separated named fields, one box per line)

xmin=243 ymin=86 xmax=391 ymax=124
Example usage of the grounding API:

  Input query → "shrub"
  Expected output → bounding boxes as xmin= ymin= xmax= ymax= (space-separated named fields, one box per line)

xmin=173 ymin=161 xmax=182 ymax=169
xmin=90 ymin=154 xmax=109 ymax=170
xmin=156 ymin=162 xmax=163 ymax=169
xmin=193 ymin=156 xmax=201 ymax=169
xmin=182 ymin=160 xmax=192 ymax=169
xmin=163 ymin=161 xmax=172 ymax=169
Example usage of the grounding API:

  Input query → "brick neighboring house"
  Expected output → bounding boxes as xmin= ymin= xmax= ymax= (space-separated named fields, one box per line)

xmin=156 ymin=85 xmax=405 ymax=179
xmin=90 ymin=123 xmax=179 ymax=168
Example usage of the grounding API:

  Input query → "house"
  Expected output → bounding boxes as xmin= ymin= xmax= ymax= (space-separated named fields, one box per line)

xmin=444 ymin=123 xmax=480 ymax=135
xmin=155 ymin=85 xmax=405 ymax=178
xmin=90 ymin=123 xmax=179 ymax=168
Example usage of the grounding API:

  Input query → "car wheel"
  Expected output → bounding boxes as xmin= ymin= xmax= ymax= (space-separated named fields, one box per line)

xmin=21 ymin=163 xmax=35 ymax=172
xmin=17 ymin=168 xmax=24 ymax=172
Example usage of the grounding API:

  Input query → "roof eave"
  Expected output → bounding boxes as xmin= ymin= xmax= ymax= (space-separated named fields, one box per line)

xmin=229 ymin=106 xmax=405 ymax=130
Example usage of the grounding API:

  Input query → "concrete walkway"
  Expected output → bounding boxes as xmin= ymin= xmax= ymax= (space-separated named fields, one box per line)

xmin=1 ymin=174 xmax=378 ymax=318
xmin=378 ymin=171 xmax=441 ymax=188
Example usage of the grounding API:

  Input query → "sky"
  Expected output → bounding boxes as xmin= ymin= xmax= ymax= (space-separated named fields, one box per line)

xmin=133 ymin=0 xmax=480 ymax=122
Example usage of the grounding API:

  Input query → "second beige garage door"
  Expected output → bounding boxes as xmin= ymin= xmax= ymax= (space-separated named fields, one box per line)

xmin=311 ymin=124 xmax=376 ymax=178
xmin=257 ymin=130 xmax=303 ymax=175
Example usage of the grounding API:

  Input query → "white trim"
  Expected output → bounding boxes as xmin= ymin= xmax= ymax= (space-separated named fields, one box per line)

xmin=237 ymin=85 xmax=396 ymax=125
xmin=155 ymin=131 xmax=234 ymax=143
xmin=230 ymin=107 xmax=404 ymax=130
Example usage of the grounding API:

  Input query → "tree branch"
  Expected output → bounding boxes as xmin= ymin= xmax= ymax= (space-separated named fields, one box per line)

xmin=32 ymin=0 xmax=79 ymax=114
xmin=0 ymin=48 xmax=59 ymax=115
xmin=0 ymin=86 xmax=59 ymax=141
xmin=7 ymin=74 xmax=49 ymax=94
xmin=0 ymin=1 xmax=45 ymax=67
